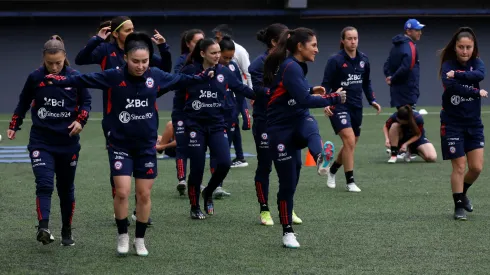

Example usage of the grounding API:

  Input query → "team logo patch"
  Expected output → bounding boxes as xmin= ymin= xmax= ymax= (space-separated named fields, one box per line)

xmin=228 ymin=64 xmax=236 ymax=71
xmin=190 ymin=131 xmax=196 ymax=138
xmin=217 ymin=74 xmax=225 ymax=83
xmin=114 ymin=160 xmax=123 ymax=170
xmin=261 ymin=133 xmax=268 ymax=140
xmin=32 ymin=150 xmax=40 ymax=158
xmin=145 ymin=77 xmax=154 ymax=88
xmin=177 ymin=120 xmax=184 ymax=127
xmin=341 ymin=118 xmax=347 ymax=125
xmin=277 ymin=144 xmax=285 ymax=152
xmin=449 ymin=146 xmax=456 ymax=154
xmin=359 ymin=61 xmax=365 ymax=68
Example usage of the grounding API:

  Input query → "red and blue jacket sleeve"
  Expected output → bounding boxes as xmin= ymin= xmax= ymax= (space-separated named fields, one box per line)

xmin=390 ymin=42 xmax=415 ymax=84
xmin=385 ymin=113 xmax=398 ymax=129
xmin=75 ymin=36 xmax=107 ymax=66
xmin=362 ymin=59 xmax=376 ymax=104
xmin=156 ymin=67 xmax=208 ymax=91
xmin=284 ymin=62 xmax=341 ymax=108
xmin=49 ymin=70 xmax=113 ymax=90
xmin=441 ymin=62 xmax=480 ymax=97
xmin=226 ymin=67 xmax=256 ymax=100
xmin=71 ymin=71 xmax=92 ymax=127
xmin=453 ymin=58 xmax=486 ymax=82
xmin=150 ymin=43 xmax=172 ymax=73
xmin=10 ymin=74 xmax=35 ymax=131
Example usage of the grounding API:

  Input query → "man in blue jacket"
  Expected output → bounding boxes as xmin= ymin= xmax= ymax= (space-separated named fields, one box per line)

xmin=383 ymin=19 xmax=425 ymax=109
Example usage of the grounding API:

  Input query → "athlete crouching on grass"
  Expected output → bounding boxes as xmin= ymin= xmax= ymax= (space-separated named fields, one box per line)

xmin=46 ymin=32 xmax=214 ymax=256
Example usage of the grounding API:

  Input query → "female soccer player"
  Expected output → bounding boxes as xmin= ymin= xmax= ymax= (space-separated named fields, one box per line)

xmin=439 ymin=27 xmax=487 ymax=220
xmin=383 ymin=105 xmax=437 ymax=163
xmin=322 ymin=26 xmax=381 ymax=193
xmin=250 ymin=23 xmax=303 ymax=226
xmin=172 ymin=29 xmax=205 ymax=196
xmin=47 ymin=32 xmax=212 ymax=256
xmin=181 ymin=38 xmax=256 ymax=220
xmin=264 ymin=27 xmax=346 ymax=248
xmin=75 ymin=16 xmax=171 ymax=224
xmin=7 ymin=35 xmax=91 ymax=246
xmin=156 ymin=121 xmax=176 ymax=158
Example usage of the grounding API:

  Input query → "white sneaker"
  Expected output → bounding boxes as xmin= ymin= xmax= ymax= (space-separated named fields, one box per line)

xmin=327 ymin=172 xmax=336 ymax=188
xmin=133 ymin=238 xmax=148 ymax=257
xmin=282 ymin=233 xmax=300 ymax=248
xmin=388 ymin=156 xmax=397 ymax=163
xmin=213 ymin=186 xmax=231 ymax=198
xmin=396 ymin=152 xmax=406 ymax=160
xmin=117 ymin=233 xmax=130 ymax=255
xmin=404 ymin=151 xmax=412 ymax=163
xmin=346 ymin=183 xmax=361 ymax=192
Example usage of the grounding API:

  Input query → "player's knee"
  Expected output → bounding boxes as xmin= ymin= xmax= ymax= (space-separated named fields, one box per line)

xmin=425 ymin=153 xmax=437 ymax=162
xmin=343 ymin=134 xmax=356 ymax=150
xmin=136 ymin=190 xmax=151 ymax=204
xmin=453 ymin=162 xmax=466 ymax=175
xmin=35 ymin=178 xmax=54 ymax=194
xmin=114 ymin=188 xmax=130 ymax=200
xmin=469 ymin=164 xmax=483 ymax=175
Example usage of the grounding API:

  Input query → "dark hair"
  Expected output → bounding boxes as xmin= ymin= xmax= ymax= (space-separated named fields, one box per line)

xmin=439 ymin=27 xmax=479 ymax=75
xmin=97 ymin=20 xmax=111 ymax=42
xmin=397 ymin=105 xmax=420 ymax=136
xmin=263 ymin=27 xmax=316 ymax=86
xmin=180 ymin=29 xmax=204 ymax=55
xmin=185 ymin=38 xmax=218 ymax=66
xmin=111 ymin=16 xmax=131 ymax=34
xmin=213 ymin=24 xmax=233 ymax=38
xmin=43 ymin=35 xmax=69 ymax=67
xmin=219 ymin=36 xmax=235 ymax=52
xmin=256 ymin=23 xmax=288 ymax=49
xmin=124 ymin=32 xmax=154 ymax=58
xmin=340 ymin=26 xmax=357 ymax=49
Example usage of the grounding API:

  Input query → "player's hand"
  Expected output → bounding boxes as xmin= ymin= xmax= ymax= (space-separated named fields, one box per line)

xmin=334 ymin=88 xmax=346 ymax=104
xmin=385 ymin=76 xmax=392 ymax=85
xmin=203 ymin=67 xmax=215 ymax=78
xmin=68 ymin=121 xmax=83 ymax=137
xmin=446 ymin=70 xmax=455 ymax=79
xmin=151 ymin=29 xmax=166 ymax=45
xmin=324 ymin=106 xmax=334 ymax=117
xmin=371 ymin=102 xmax=381 ymax=115
xmin=7 ymin=129 xmax=16 ymax=140
xmin=479 ymin=89 xmax=488 ymax=98
xmin=97 ymin=26 xmax=111 ymax=40
xmin=311 ymin=86 xmax=325 ymax=95
xmin=400 ymin=143 xmax=408 ymax=152
xmin=385 ymin=139 xmax=391 ymax=148
xmin=156 ymin=135 xmax=162 ymax=145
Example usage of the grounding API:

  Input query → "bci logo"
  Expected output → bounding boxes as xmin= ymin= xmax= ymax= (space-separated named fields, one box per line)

xmin=125 ymin=98 xmax=148 ymax=109
xmin=199 ymin=90 xmax=218 ymax=99
xmin=44 ymin=97 xmax=64 ymax=107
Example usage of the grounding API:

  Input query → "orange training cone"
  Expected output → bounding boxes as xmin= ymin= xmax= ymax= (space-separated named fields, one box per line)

xmin=305 ymin=150 xmax=316 ymax=166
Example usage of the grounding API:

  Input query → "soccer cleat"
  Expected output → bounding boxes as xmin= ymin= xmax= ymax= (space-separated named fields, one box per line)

xmin=454 ymin=208 xmax=467 ymax=221
xmin=463 ymin=196 xmax=474 ymax=212
xmin=292 ymin=211 xmax=303 ymax=225
xmin=212 ymin=186 xmax=231 ymax=199
xmin=203 ymin=191 xmax=214 ymax=215
xmin=388 ymin=156 xmax=397 ymax=163
xmin=177 ymin=180 xmax=187 ymax=196
xmin=131 ymin=213 xmax=153 ymax=226
xmin=231 ymin=158 xmax=249 ymax=168
xmin=396 ymin=152 xmax=406 ymax=160
xmin=117 ymin=233 xmax=130 ymax=255
xmin=36 ymin=227 xmax=55 ymax=245
xmin=260 ymin=211 xmax=274 ymax=226
xmin=346 ymin=183 xmax=361 ymax=192
xmin=133 ymin=238 xmax=149 ymax=257
xmin=318 ymin=141 xmax=335 ymax=176
xmin=61 ymin=226 xmax=75 ymax=246
xmin=190 ymin=208 xmax=206 ymax=220
xmin=282 ymin=233 xmax=300 ymax=249
xmin=404 ymin=151 xmax=412 ymax=163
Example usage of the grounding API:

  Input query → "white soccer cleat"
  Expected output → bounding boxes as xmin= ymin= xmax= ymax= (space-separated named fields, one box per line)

xmin=327 ymin=172 xmax=336 ymax=188
xmin=346 ymin=183 xmax=361 ymax=192
xmin=282 ymin=233 xmax=300 ymax=249
xmin=133 ymin=238 xmax=149 ymax=257
xmin=388 ymin=156 xmax=397 ymax=163
xmin=117 ymin=233 xmax=130 ymax=255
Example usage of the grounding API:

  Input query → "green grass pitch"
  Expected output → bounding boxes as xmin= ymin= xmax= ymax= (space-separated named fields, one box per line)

xmin=1 ymin=106 xmax=489 ymax=275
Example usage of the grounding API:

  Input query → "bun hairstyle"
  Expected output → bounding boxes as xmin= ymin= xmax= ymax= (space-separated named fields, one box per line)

xmin=43 ymin=35 xmax=69 ymax=66
xmin=256 ymin=23 xmax=288 ymax=49
xmin=124 ymin=32 xmax=154 ymax=57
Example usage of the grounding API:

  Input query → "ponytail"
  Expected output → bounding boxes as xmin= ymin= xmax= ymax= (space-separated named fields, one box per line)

xmin=185 ymin=38 xmax=217 ymax=66
xmin=397 ymin=105 xmax=420 ymax=136
xmin=43 ymin=35 xmax=69 ymax=67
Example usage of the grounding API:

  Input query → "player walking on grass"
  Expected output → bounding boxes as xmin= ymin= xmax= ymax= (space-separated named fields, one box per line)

xmin=181 ymin=38 xmax=256 ymax=220
xmin=75 ymin=16 xmax=172 ymax=225
xmin=383 ymin=105 xmax=437 ymax=163
xmin=8 ymin=36 xmax=91 ymax=246
xmin=46 ymin=33 xmax=212 ymax=256
xmin=322 ymin=26 xmax=381 ymax=192
xmin=439 ymin=27 xmax=487 ymax=221
xmin=264 ymin=28 xmax=346 ymax=248
xmin=249 ymin=23 xmax=303 ymax=226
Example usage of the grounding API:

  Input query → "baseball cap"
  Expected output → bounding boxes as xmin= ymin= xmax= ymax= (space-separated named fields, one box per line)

xmin=404 ymin=19 xmax=425 ymax=30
